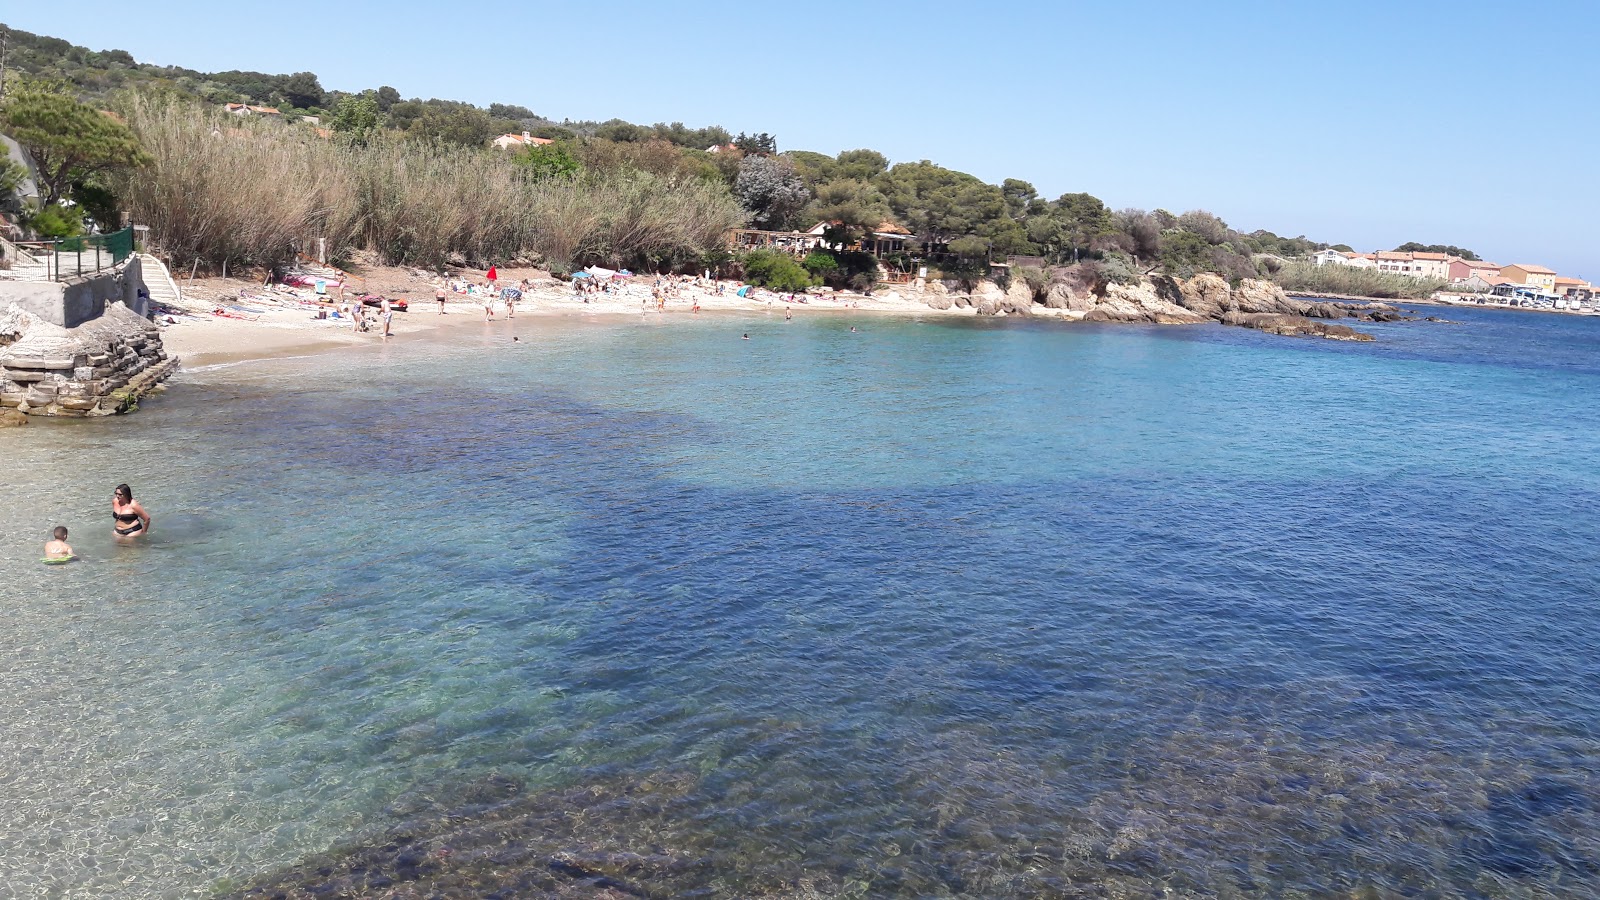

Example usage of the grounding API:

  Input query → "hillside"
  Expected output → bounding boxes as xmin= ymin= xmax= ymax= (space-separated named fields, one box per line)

xmin=0 ymin=21 xmax=1450 ymax=299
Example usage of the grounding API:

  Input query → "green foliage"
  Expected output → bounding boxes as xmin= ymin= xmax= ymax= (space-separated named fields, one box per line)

xmin=801 ymin=250 xmax=839 ymax=277
xmin=488 ymin=103 xmax=537 ymax=121
xmin=404 ymin=102 xmax=495 ymax=146
xmin=0 ymin=156 xmax=28 ymax=206
xmin=876 ymin=160 xmax=1005 ymax=244
xmin=734 ymin=132 xmax=777 ymax=154
xmin=514 ymin=142 xmax=581 ymax=180
xmin=374 ymin=86 xmax=401 ymax=111
xmin=834 ymin=149 xmax=887 ymax=180
xmin=330 ymin=94 xmax=380 ymax=144
xmin=741 ymin=249 xmax=815 ymax=291
xmin=0 ymin=82 xmax=150 ymax=207
xmin=1395 ymin=241 xmax=1477 ymax=260
xmin=279 ymin=71 xmax=325 ymax=109
xmin=26 ymin=203 xmax=85 ymax=238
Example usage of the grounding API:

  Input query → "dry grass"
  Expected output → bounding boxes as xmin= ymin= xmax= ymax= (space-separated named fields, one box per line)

xmin=113 ymin=95 xmax=744 ymax=273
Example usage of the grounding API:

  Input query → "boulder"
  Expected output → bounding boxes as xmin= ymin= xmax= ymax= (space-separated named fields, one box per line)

xmin=925 ymin=293 xmax=954 ymax=311
xmin=1178 ymin=273 xmax=1231 ymax=319
xmin=0 ymin=409 xmax=26 ymax=427
xmin=1232 ymin=279 xmax=1293 ymax=314
xmin=1002 ymin=280 xmax=1034 ymax=315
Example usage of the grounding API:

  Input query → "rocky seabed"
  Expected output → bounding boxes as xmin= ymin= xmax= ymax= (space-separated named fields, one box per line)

xmin=0 ymin=302 xmax=178 ymax=421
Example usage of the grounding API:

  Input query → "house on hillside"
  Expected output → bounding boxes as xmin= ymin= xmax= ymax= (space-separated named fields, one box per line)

xmin=1499 ymin=263 xmax=1559 ymax=291
xmin=492 ymin=131 xmax=555 ymax=150
xmin=806 ymin=221 xmax=914 ymax=257
xmin=1344 ymin=252 xmax=1377 ymax=269
xmin=706 ymin=143 xmax=740 ymax=154
xmin=1312 ymin=249 xmax=1350 ymax=266
xmin=225 ymin=103 xmax=281 ymax=117
xmin=1448 ymin=258 xmax=1501 ymax=283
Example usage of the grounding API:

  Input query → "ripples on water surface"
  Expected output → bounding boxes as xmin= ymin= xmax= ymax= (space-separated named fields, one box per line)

xmin=3 ymin=306 xmax=1600 ymax=898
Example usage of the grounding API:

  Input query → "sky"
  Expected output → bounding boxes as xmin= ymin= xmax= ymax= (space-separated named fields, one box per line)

xmin=6 ymin=1 xmax=1598 ymax=277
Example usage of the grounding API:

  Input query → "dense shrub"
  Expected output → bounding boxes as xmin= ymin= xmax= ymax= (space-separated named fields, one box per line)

xmin=741 ymin=250 xmax=815 ymax=292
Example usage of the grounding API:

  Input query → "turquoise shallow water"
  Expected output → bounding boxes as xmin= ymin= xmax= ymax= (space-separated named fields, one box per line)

xmin=3 ymin=307 xmax=1600 ymax=897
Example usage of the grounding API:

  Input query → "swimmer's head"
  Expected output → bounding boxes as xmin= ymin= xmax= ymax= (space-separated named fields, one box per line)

xmin=115 ymin=483 xmax=132 ymax=501
xmin=52 ymin=525 xmax=67 ymax=540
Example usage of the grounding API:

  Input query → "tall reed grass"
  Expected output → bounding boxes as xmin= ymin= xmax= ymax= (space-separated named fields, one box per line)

xmin=1271 ymin=261 xmax=1444 ymax=300
xmin=113 ymin=95 xmax=745 ymax=272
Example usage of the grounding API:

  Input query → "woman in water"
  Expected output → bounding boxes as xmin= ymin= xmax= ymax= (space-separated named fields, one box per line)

xmin=112 ymin=483 xmax=151 ymax=539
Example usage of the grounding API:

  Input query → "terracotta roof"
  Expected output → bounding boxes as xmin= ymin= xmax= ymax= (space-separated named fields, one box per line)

xmin=1553 ymin=277 xmax=1588 ymax=286
xmin=1410 ymin=252 xmax=1449 ymax=260
xmin=1374 ymin=251 xmax=1410 ymax=260
xmin=1505 ymin=264 xmax=1557 ymax=274
xmin=876 ymin=221 xmax=912 ymax=235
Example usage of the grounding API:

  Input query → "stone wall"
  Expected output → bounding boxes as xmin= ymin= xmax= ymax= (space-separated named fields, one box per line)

xmin=0 ymin=257 xmax=148 ymax=328
xmin=0 ymin=301 xmax=176 ymax=417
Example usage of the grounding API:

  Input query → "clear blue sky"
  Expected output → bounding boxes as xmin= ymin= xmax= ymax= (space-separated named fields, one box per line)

xmin=8 ymin=1 xmax=1598 ymax=277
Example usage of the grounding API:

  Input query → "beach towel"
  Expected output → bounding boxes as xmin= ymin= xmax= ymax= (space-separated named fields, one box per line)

xmin=500 ymin=288 xmax=523 ymax=301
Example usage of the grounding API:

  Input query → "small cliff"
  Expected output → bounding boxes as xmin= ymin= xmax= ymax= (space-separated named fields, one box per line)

xmin=0 ymin=302 xmax=178 ymax=417
xmin=929 ymin=270 xmax=1387 ymax=341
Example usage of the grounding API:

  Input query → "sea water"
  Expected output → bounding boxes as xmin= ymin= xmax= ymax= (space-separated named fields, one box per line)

xmin=3 ymin=306 xmax=1599 ymax=897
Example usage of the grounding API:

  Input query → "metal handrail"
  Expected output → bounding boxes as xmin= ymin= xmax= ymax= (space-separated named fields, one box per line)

xmin=9 ymin=227 xmax=135 ymax=281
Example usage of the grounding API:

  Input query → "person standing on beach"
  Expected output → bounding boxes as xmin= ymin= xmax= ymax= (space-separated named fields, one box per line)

xmin=436 ymin=287 xmax=447 ymax=315
xmin=483 ymin=290 xmax=495 ymax=320
xmin=380 ymin=297 xmax=393 ymax=338
xmin=112 ymin=484 xmax=151 ymax=539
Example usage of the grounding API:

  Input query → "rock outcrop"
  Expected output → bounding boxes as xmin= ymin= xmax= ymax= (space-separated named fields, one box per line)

xmin=0 ymin=302 xmax=178 ymax=417
xmin=918 ymin=267 xmax=1393 ymax=341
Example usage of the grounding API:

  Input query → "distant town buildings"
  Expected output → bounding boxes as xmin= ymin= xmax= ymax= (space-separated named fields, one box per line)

xmin=1498 ymin=264 xmax=1558 ymax=291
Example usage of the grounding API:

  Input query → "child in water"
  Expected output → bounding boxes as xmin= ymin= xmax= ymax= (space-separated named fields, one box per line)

xmin=45 ymin=526 xmax=74 ymax=562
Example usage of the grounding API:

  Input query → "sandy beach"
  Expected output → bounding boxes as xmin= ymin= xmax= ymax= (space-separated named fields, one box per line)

xmin=158 ymin=263 xmax=967 ymax=366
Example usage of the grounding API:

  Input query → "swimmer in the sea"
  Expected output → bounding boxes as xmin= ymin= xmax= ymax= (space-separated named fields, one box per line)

xmin=112 ymin=483 xmax=151 ymax=539
xmin=742 ymin=333 xmax=750 ymax=340
xmin=45 ymin=526 xmax=74 ymax=561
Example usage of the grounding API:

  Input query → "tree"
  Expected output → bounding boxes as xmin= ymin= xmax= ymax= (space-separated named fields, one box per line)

xmin=876 ymin=160 xmax=1005 ymax=245
xmin=406 ymin=102 xmax=494 ymax=146
xmin=279 ymin=71 xmax=325 ymax=109
xmin=733 ymin=155 xmax=810 ymax=230
xmin=734 ymin=131 xmax=777 ymax=155
xmin=330 ymin=94 xmax=380 ymax=144
xmin=1001 ymin=178 xmax=1037 ymax=219
xmin=805 ymin=179 xmax=891 ymax=246
xmin=834 ymin=148 xmax=887 ymax=181
xmin=0 ymin=84 xmax=149 ymax=208
xmin=1395 ymin=241 xmax=1478 ymax=260
xmin=374 ymin=85 xmax=401 ymax=112
xmin=488 ymin=102 xmax=537 ymax=120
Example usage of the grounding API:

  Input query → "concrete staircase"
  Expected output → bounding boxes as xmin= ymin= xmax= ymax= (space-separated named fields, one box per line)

xmin=139 ymin=253 xmax=200 ymax=312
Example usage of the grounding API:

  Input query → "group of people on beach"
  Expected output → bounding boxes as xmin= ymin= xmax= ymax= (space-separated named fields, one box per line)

xmin=42 ymin=483 xmax=152 ymax=563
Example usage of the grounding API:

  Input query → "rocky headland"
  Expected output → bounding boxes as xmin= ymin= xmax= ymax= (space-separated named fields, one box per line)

xmin=915 ymin=270 xmax=1393 ymax=341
